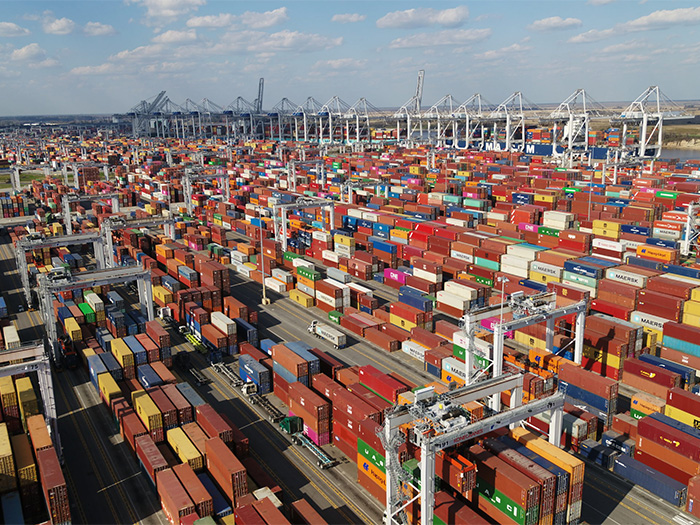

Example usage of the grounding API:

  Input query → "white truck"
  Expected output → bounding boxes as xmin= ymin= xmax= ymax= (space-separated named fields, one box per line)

xmin=308 ymin=320 xmax=347 ymax=349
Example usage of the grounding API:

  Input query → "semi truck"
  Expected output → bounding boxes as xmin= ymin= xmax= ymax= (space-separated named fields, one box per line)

xmin=308 ymin=320 xmax=347 ymax=349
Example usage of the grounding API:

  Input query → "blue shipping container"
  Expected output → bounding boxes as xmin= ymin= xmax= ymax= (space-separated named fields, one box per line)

xmin=137 ymin=364 xmax=163 ymax=389
xmin=613 ymin=455 xmax=686 ymax=507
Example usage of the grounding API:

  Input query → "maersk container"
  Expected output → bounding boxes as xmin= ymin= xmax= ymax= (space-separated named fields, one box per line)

xmin=138 ymin=364 xmax=163 ymax=389
xmin=87 ymin=354 xmax=108 ymax=391
xmin=124 ymin=335 xmax=148 ymax=365
xmin=638 ymin=354 xmax=696 ymax=387
xmin=196 ymin=472 xmax=232 ymax=518
xmin=234 ymin=318 xmax=258 ymax=348
xmin=613 ymin=455 xmax=686 ymax=507
xmin=176 ymin=383 xmax=205 ymax=407
xmin=309 ymin=322 xmax=346 ymax=349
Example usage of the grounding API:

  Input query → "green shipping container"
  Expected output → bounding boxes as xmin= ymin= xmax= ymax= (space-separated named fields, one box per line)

xmin=297 ymin=267 xmax=322 ymax=281
xmin=284 ymin=251 xmax=302 ymax=262
xmin=452 ymin=345 xmax=490 ymax=369
xmin=475 ymin=478 xmax=527 ymax=525
xmin=328 ymin=310 xmax=343 ymax=324
xmin=472 ymin=275 xmax=494 ymax=287
xmin=357 ymin=438 xmax=385 ymax=473
xmin=537 ymin=226 xmax=560 ymax=238
xmin=630 ymin=408 xmax=648 ymax=420
xmin=562 ymin=271 xmax=598 ymax=289
xmin=78 ymin=303 xmax=96 ymax=324
xmin=474 ymin=257 xmax=500 ymax=272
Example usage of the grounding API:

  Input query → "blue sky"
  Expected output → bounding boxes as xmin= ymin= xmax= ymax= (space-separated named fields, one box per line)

xmin=1 ymin=1 xmax=699 ymax=116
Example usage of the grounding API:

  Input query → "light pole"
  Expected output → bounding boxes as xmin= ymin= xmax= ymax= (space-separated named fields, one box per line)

xmin=258 ymin=206 xmax=270 ymax=305
xmin=497 ymin=276 xmax=509 ymax=328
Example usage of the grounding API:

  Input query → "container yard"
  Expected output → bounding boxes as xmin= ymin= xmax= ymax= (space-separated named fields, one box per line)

xmin=1 ymin=118 xmax=700 ymax=525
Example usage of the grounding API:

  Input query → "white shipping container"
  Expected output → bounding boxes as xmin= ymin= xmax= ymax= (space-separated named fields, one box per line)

xmin=323 ymin=278 xmax=351 ymax=297
xmin=2 ymin=325 xmax=20 ymax=350
xmin=500 ymin=264 xmax=528 ymax=279
xmin=629 ymin=311 xmax=671 ymax=332
xmin=86 ymin=292 xmax=105 ymax=312
xmin=390 ymin=234 xmax=408 ymax=245
xmin=446 ymin=218 xmax=469 ymax=228
xmin=237 ymin=265 xmax=252 ymax=278
xmin=322 ymin=250 xmax=339 ymax=263
xmin=265 ymin=277 xmax=287 ymax=294
xmin=231 ymin=251 xmax=248 ymax=263
xmin=620 ymin=239 xmax=643 ymax=251
xmin=315 ymin=290 xmax=342 ymax=308
xmin=605 ymin=268 xmax=647 ymax=288
xmin=592 ymin=238 xmax=624 ymax=252
xmin=334 ymin=244 xmax=355 ymax=257
xmin=211 ymin=311 xmax=237 ymax=336
xmin=312 ymin=231 xmax=332 ymax=242
xmin=296 ymin=282 xmax=315 ymax=297
xmin=506 ymin=244 xmax=541 ymax=261
xmin=450 ymin=249 xmax=474 ymax=264
xmin=652 ymin=228 xmax=681 ymax=240
xmin=271 ymin=268 xmax=293 ymax=284
xmin=402 ymin=340 xmax=427 ymax=361
xmin=436 ymin=290 xmax=468 ymax=310
xmin=543 ymin=220 xmax=572 ymax=230
xmin=413 ymin=267 xmax=440 ymax=284
xmin=443 ymin=281 xmax=477 ymax=300
xmin=362 ymin=211 xmax=379 ymax=222
xmin=347 ymin=282 xmax=373 ymax=298
xmin=293 ymin=258 xmax=314 ymax=269
xmin=442 ymin=357 xmax=469 ymax=380
xmin=348 ymin=208 xmax=364 ymax=219
xmin=529 ymin=261 xmax=562 ymax=278
xmin=543 ymin=211 xmax=575 ymax=222
xmin=500 ymin=254 xmax=530 ymax=270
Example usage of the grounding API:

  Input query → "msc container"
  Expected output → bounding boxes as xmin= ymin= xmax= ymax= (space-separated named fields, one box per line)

xmin=36 ymin=447 xmax=71 ymax=525
xmin=613 ymin=454 xmax=686 ymax=507
xmin=156 ymin=468 xmax=196 ymax=524
xmin=173 ymin=463 xmax=214 ymax=518
xmin=138 ymin=364 xmax=164 ymax=389
xmin=168 ymin=427 xmax=205 ymax=472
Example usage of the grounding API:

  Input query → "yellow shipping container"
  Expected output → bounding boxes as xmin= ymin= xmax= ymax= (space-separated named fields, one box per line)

xmin=683 ymin=312 xmax=700 ymax=326
xmin=636 ymin=245 xmax=675 ymax=263
xmin=441 ymin=369 xmax=465 ymax=387
xmin=64 ymin=317 xmax=82 ymax=341
xmin=631 ymin=392 xmax=664 ymax=416
xmin=290 ymin=289 xmax=313 ymax=308
xmin=0 ymin=377 xmax=17 ymax=411
xmin=592 ymin=220 xmax=621 ymax=232
xmin=591 ymin=228 xmax=620 ymax=240
xmin=111 ymin=338 xmax=134 ymax=368
xmin=132 ymin=391 xmax=163 ymax=431
xmin=692 ymin=287 xmax=700 ymax=302
xmin=167 ymin=427 xmax=204 ymax=471
xmin=0 ymin=423 xmax=16 ymax=493
xmin=582 ymin=345 xmax=621 ymax=369
xmin=514 ymin=331 xmax=546 ymax=351
xmin=528 ymin=270 xmax=560 ymax=284
xmin=684 ymin=300 xmax=700 ymax=317
xmin=152 ymin=285 xmax=173 ymax=304
xmin=390 ymin=229 xmax=409 ymax=240
xmin=220 ymin=515 xmax=236 ymax=525
xmin=665 ymin=404 xmax=700 ymax=428
xmin=389 ymin=313 xmax=417 ymax=331
xmin=10 ymin=433 xmax=37 ymax=486
xmin=243 ymin=262 xmax=257 ymax=271
xmin=534 ymin=194 xmax=556 ymax=203
xmin=333 ymin=234 xmax=355 ymax=247
xmin=510 ymin=427 xmax=585 ymax=485
xmin=15 ymin=377 xmax=39 ymax=427
xmin=98 ymin=372 xmax=122 ymax=406
xmin=642 ymin=329 xmax=658 ymax=349
xmin=81 ymin=347 xmax=96 ymax=366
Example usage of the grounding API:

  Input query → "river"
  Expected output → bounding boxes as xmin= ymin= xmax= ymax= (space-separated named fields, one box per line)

xmin=659 ymin=148 xmax=700 ymax=161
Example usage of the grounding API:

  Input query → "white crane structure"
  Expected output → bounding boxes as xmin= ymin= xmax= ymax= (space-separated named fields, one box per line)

xmin=453 ymin=94 xmax=488 ymax=150
xmin=458 ymin=291 xmax=587 ymax=412
xmin=15 ymin=231 xmax=107 ymax=306
xmin=63 ymin=192 xmax=121 ymax=235
xmin=344 ymin=98 xmax=383 ymax=144
xmin=681 ymin=202 xmax=700 ymax=257
xmin=183 ymin=166 xmax=230 ymax=215
xmin=421 ymin=95 xmax=461 ymax=148
xmin=271 ymin=196 xmax=335 ymax=252
xmin=395 ymin=70 xmax=425 ymax=146
xmin=381 ymin=374 xmax=565 ymax=525
xmin=482 ymin=92 xmax=533 ymax=152
xmin=38 ymin=266 xmax=155 ymax=365
xmin=286 ymin=159 xmax=326 ymax=192
xmin=101 ymin=215 xmax=176 ymax=268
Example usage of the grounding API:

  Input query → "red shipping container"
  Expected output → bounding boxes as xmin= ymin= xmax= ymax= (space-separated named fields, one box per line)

xmin=161 ymin=384 xmax=194 ymax=425
xmin=136 ymin=434 xmax=169 ymax=486
xmin=624 ymin=358 xmax=681 ymax=389
xmin=173 ymin=463 xmax=214 ymax=518
xmin=253 ymin=496 xmax=291 ymax=524
xmin=147 ymin=387 xmax=178 ymax=429
xmin=205 ymin=437 xmax=248 ymax=505
xmin=358 ymin=365 xmax=408 ymax=403
xmin=121 ymin=411 xmax=148 ymax=452
xmin=612 ymin=412 xmax=638 ymax=439
xmin=37 ymin=447 xmax=71 ymax=525
xmin=196 ymin=404 xmax=233 ymax=444
xmin=156 ymin=468 xmax=196 ymax=524
xmin=290 ymin=498 xmax=329 ymax=525
xmin=638 ymin=415 xmax=700 ymax=462
xmin=559 ymin=364 xmax=618 ymax=399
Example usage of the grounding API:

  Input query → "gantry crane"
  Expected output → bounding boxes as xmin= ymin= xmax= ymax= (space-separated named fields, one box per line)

xmin=15 ymin=231 xmax=107 ymax=306
xmin=458 ymin=291 xmax=587 ymax=411
xmin=38 ymin=266 xmax=155 ymax=366
xmin=272 ymin=196 xmax=335 ymax=252
xmin=62 ymin=192 xmax=121 ymax=235
xmin=340 ymin=179 xmax=383 ymax=205
xmin=453 ymin=94 xmax=487 ymax=150
xmin=483 ymin=92 xmax=531 ymax=152
xmin=395 ymin=70 xmax=425 ymax=145
xmin=0 ymin=342 xmax=61 ymax=461
xmin=183 ymin=167 xmax=230 ymax=215
xmin=681 ymin=201 xmax=700 ymax=257
xmin=381 ymin=374 xmax=565 ymax=525
xmin=287 ymin=159 xmax=326 ymax=192
xmin=101 ymin=215 xmax=176 ymax=268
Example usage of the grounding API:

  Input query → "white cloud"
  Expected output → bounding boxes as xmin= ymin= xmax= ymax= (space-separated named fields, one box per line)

xmin=474 ymin=42 xmax=532 ymax=60
xmin=111 ymin=44 xmax=165 ymax=62
xmin=388 ymin=28 xmax=491 ymax=49
xmin=313 ymin=58 xmax=367 ymax=70
xmin=377 ymin=6 xmax=469 ymax=29
xmin=70 ymin=63 xmax=117 ymax=76
xmin=0 ymin=22 xmax=30 ymax=37
xmin=588 ymin=0 xmax=616 ymax=4
xmin=601 ymin=40 xmax=646 ymax=53
xmin=331 ymin=13 xmax=366 ymax=24
xmin=84 ymin=22 xmax=116 ymax=36
xmin=529 ymin=16 xmax=582 ymax=32
xmin=187 ymin=13 xmax=236 ymax=28
xmin=43 ymin=16 xmax=75 ymax=35
xmin=126 ymin=0 xmax=205 ymax=21
xmin=570 ymin=6 xmax=700 ymax=43
xmin=28 ymin=58 xmax=60 ymax=69
xmin=568 ymin=28 xmax=615 ymax=43
xmin=152 ymin=29 xmax=197 ymax=43
xmin=251 ymin=30 xmax=342 ymax=53
xmin=240 ymin=7 xmax=288 ymax=29
xmin=11 ymin=43 xmax=46 ymax=61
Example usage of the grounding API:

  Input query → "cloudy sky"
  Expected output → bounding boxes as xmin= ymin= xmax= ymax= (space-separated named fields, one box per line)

xmin=1 ymin=1 xmax=699 ymax=116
